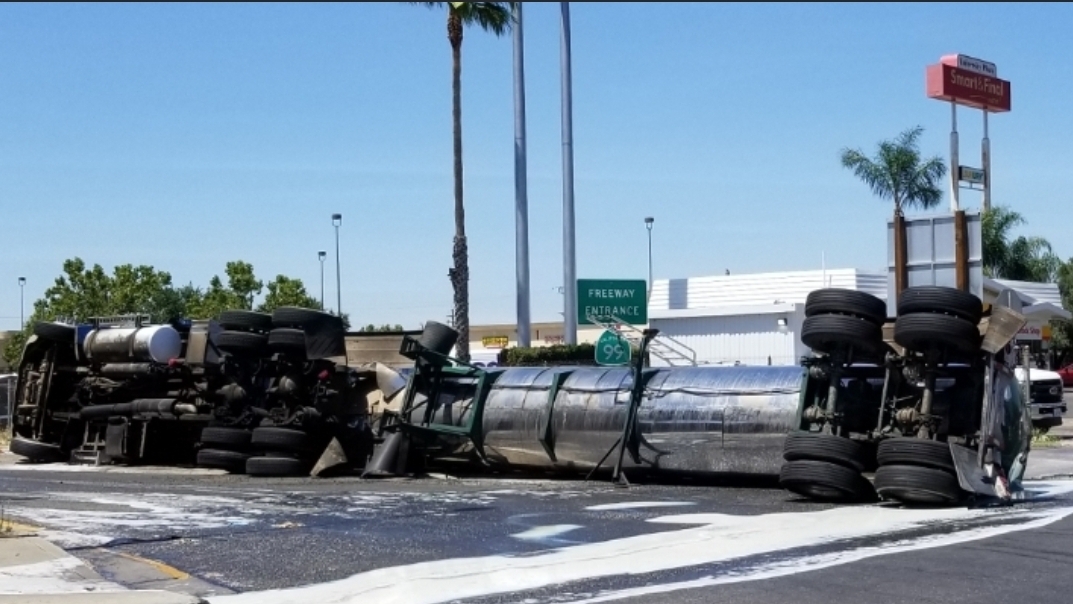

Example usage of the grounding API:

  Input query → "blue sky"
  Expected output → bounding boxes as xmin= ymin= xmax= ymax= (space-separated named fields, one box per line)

xmin=2 ymin=2 xmax=1070 ymax=331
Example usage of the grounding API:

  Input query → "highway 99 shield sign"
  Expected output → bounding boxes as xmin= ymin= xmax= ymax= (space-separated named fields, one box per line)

xmin=577 ymin=279 xmax=648 ymax=325
xmin=595 ymin=329 xmax=631 ymax=366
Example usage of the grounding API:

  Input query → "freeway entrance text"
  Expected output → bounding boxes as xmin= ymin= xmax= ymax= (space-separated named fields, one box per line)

xmin=577 ymin=279 xmax=648 ymax=326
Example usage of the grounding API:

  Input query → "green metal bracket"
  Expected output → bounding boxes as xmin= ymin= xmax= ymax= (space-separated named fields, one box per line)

xmin=623 ymin=368 xmax=660 ymax=464
xmin=538 ymin=370 xmax=574 ymax=463
xmin=399 ymin=364 xmax=504 ymax=465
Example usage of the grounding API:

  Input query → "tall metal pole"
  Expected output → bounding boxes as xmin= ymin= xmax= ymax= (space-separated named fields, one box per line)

xmin=513 ymin=2 xmax=532 ymax=348
xmin=644 ymin=217 xmax=654 ymax=299
xmin=950 ymin=101 xmax=960 ymax=212
xmin=318 ymin=251 xmax=326 ymax=309
xmin=982 ymin=109 xmax=991 ymax=213
xmin=560 ymin=1 xmax=577 ymax=345
xmin=18 ymin=277 xmax=25 ymax=327
xmin=332 ymin=214 xmax=342 ymax=315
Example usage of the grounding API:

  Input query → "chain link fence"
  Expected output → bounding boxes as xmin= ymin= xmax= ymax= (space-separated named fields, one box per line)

xmin=0 ymin=374 xmax=14 ymax=433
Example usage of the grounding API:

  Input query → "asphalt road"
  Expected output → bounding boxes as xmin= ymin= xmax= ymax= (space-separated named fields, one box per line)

xmin=0 ymin=389 xmax=1070 ymax=603
xmin=3 ymin=458 xmax=1073 ymax=604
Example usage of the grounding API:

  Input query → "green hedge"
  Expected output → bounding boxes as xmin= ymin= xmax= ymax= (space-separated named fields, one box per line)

xmin=498 ymin=343 xmax=646 ymax=367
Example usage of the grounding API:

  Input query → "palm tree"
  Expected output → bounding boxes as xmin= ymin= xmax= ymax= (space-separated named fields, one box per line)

xmin=840 ymin=126 xmax=947 ymax=216
xmin=411 ymin=1 xmax=514 ymax=362
xmin=983 ymin=205 xmax=1061 ymax=282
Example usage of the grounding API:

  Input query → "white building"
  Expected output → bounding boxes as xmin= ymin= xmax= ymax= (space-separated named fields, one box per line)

xmin=646 ymin=269 xmax=1071 ymax=367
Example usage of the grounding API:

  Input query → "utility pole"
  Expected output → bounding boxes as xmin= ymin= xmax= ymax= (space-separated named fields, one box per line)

xmin=513 ymin=2 xmax=532 ymax=347
xmin=332 ymin=214 xmax=342 ymax=315
xmin=560 ymin=1 xmax=577 ymax=345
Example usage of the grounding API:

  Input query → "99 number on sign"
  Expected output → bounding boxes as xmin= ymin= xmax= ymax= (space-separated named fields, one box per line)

xmin=603 ymin=342 xmax=627 ymax=362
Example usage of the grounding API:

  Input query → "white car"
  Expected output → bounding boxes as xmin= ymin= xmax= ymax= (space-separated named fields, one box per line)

xmin=1014 ymin=367 xmax=1067 ymax=428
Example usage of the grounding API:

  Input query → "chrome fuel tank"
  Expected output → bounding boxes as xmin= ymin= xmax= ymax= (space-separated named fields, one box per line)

xmin=471 ymin=365 xmax=804 ymax=475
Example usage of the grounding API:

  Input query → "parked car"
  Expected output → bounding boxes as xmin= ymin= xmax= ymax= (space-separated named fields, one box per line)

xmin=1015 ymin=366 xmax=1067 ymax=429
xmin=1058 ymin=363 xmax=1073 ymax=388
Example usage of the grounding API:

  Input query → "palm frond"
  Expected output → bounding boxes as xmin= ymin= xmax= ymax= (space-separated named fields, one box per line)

xmin=840 ymin=148 xmax=893 ymax=202
xmin=453 ymin=2 xmax=515 ymax=35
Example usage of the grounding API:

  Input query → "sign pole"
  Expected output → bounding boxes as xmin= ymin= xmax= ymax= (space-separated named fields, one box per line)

xmin=949 ymin=101 xmax=960 ymax=212
xmin=982 ymin=109 xmax=991 ymax=213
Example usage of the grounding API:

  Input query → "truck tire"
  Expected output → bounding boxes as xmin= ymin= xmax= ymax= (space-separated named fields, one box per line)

xmin=779 ymin=459 xmax=875 ymax=503
xmin=216 ymin=331 xmax=269 ymax=356
xmin=876 ymin=438 xmax=956 ymax=474
xmin=800 ymin=314 xmax=883 ymax=357
xmin=196 ymin=448 xmax=250 ymax=474
xmin=9 ymin=437 xmax=64 ymax=462
xmin=200 ymin=427 xmax=252 ymax=451
xmin=417 ymin=321 xmax=459 ymax=356
xmin=893 ymin=313 xmax=981 ymax=356
xmin=271 ymin=307 xmax=337 ymax=330
xmin=782 ymin=432 xmax=868 ymax=472
xmin=267 ymin=328 xmax=306 ymax=356
xmin=246 ymin=456 xmax=312 ymax=477
xmin=251 ymin=427 xmax=322 ymax=455
xmin=873 ymin=464 xmax=963 ymax=505
xmin=804 ymin=289 xmax=888 ymax=326
xmin=218 ymin=310 xmax=274 ymax=333
xmin=897 ymin=286 xmax=982 ymax=324
xmin=32 ymin=321 xmax=75 ymax=344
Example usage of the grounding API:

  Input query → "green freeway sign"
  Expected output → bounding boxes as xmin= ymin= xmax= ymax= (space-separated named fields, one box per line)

xmin=595 ymin=329 xmax=631 ymax=366
xmin=577 ymin=279 xmax=648 ymax=325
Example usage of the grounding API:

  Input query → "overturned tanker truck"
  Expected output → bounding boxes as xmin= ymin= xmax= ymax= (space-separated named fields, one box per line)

xmin=7 ymin=285 xmax=1033 ymax=507
xmin=7 ymin=308 xmax=377 ymax=476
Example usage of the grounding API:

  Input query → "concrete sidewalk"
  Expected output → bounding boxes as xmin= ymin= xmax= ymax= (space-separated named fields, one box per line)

xmin=0 ymin=523 xmax=204 ymax=604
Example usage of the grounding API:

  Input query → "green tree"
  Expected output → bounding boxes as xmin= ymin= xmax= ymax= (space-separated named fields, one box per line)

xmin=410 ymin=1 xmax=514 ymax=362
xmin=257 ymin=276 xmax=322 ymax=314
xmin=1050 ymin=258 xmax=1073 ymax=365
xmin=840 ymin=126 xmax=947 ymax=217
xmin=223 ymin=261 xmax=262 ymax=310
xmin=359 ymin=323 xmax=406 ymax=332
xmin=982 ymin=205 xmax=1061 ymax=282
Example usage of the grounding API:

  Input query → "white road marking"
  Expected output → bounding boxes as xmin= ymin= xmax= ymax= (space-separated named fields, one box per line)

xmin=511 ymin=525 xmax=584 ymax=541
xmin=585 ymin=501 xmax=696 ymax=511
xmin=207 ymin=480 xmax=1073 ymax=604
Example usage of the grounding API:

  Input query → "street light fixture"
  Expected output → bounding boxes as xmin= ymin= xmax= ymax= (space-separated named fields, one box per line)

xmin=644 ymin=217 xmax=654 ymax=297
xmin=318 ymin=251 xmax=327 ymax=309
xmin=331 ymin=214 xmax=342 ymax=316
xmin=17 ymin=277 xmax=26 ymax=327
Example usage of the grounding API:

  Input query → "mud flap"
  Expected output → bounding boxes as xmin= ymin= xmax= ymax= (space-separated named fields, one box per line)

xmin=311 ymin=437 xmax=350 ymax=478
xmin=950 ymin=442 xmax=999 ymax=498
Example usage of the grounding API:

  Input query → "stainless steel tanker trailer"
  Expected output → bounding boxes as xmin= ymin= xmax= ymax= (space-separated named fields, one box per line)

xmin=362 ymin=285 xmax=1034 ymax=507
xmin=6 ymin=308 xmax=375 ymax=476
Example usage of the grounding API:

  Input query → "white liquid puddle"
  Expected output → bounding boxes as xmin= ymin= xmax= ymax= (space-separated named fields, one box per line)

xmin=0 ymin=555 xmax=125 ymax=595
xmin=585 ymin=501 xmax=696 ymax=511
xmin=208 ymin=480 xmax=1073 ymax=604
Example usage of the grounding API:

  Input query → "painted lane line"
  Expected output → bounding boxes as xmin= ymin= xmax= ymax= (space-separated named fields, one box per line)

xmin=511 ymin=525 xmax=584 ymax=541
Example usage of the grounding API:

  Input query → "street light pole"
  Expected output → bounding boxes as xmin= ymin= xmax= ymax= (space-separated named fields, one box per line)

xmin=318 ymin=251 xmax=327 ymax=309
xmin=560 ymin=1 xmax=577 ymax=345
xmin=513 ymin=1 xmax=532 ymax=348
xmin=332 ymin=214 xmax=342 ymax=316
xmin=17 ymin=277 xmax=26 ymax=327
xmin=645 ymin=217 xmax=654 ymax=298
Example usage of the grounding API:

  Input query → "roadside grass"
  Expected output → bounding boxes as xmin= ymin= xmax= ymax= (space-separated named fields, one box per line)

xmin=0 ymin=429 xmax=9 ymax=453
xmin=1032 ymin=427 xmax=1062 ymax=447
xmin=0 ymin=502 xmax=12 ymax=537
